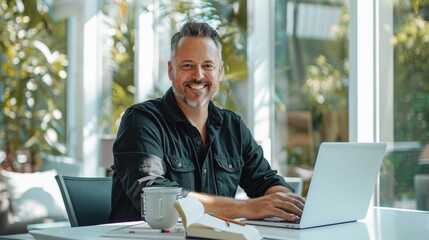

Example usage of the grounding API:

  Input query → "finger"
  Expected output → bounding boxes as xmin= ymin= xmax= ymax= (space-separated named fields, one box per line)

xmin=274 ymin=193 xmax=305 ymax=212
xmin=281 ymin=200 xmax=304 ymax=217
xmin=292 ymin=194 xmax=306 ymax=203
xmin=290 ymin=195 xmax=305 ymax=210
xmin=270 ymin=196 xmax=304 ymax=217
xmin=270 ymin=207 xmax=300 ymax=222
xmin=286 ymin=192 xmax=306 ymax=204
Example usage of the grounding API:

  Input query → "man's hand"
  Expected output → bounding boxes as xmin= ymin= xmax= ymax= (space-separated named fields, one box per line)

xmin=188 ymin=185 xmax=306 ymax=221
xmin=244 ymin=191 xmax=305 ymax=221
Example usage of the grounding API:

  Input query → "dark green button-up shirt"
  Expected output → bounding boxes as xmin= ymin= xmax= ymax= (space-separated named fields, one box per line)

xmin=110 ymin=88 xmax=290 ymax=222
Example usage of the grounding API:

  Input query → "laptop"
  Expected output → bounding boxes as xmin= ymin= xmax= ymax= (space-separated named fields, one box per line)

xmin=243 ymin=142 xmax=387 ymax=229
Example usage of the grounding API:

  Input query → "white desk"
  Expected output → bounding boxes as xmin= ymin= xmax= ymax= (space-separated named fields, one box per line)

xmin=28 ymin=207 xmax=429 ymax=240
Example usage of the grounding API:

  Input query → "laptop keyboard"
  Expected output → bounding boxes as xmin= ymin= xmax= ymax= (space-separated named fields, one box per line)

xmin=263 ymin=217 xmax=301 ymax=224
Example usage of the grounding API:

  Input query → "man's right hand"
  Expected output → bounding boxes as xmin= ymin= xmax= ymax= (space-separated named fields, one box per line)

xmin=188 ymin=186 xmax=305 ymax=221
xmin=243 ymin=191 xmax=305 ymax=221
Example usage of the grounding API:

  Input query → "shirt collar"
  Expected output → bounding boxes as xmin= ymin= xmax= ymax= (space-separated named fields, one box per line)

xmin=163 ymin=87 xmax=223 ymax=126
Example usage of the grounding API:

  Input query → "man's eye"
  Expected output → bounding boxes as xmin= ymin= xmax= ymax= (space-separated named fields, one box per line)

xmin=181 ymin=64 xmax=193 ymax=70
xmin=204 ymin=64 xmax=214 ymax=69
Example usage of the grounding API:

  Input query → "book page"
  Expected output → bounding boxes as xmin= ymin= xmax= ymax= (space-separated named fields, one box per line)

xmin=175 ymin=196 xmax=261 ymax=240
xmin=189 ymin=214 xmax=260 ymax=238
xmin=174 ymin=196 xmax=204 ymax=227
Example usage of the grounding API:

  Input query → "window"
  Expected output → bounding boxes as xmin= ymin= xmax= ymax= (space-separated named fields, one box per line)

xmin=273 ymin=0 xmax=350 ymax=195
xmin=378 ymin=0 xmax=429 ymax=210
xmin=99 ymin=0 xmax=136 ymax=136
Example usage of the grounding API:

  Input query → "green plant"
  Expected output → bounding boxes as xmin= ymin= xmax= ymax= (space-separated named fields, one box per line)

xmin=99 ymin=0 xmax=136 ymax=135
xmin=0 ymin=0 xmax=67 ymax=172
xmin=392 ymin=15 xmax=429 ymax=142
xmin=413 ymin=0 xmax=429 ymax=13
xmin=302 ymin=55 xmax=348 ymax=115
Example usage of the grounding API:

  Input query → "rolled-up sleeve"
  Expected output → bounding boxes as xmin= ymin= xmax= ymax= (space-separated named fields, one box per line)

xmin=114 ymin=152 xmax=180 ymax=210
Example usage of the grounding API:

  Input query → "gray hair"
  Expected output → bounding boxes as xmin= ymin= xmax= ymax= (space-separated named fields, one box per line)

xmin=170 ymin=21 xmax=222 ymax=61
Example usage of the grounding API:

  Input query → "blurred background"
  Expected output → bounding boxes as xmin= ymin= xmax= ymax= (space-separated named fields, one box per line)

xmin=0 ymin=1 xmax=428 ymax=231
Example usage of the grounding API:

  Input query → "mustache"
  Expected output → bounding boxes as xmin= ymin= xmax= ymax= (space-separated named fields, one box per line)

xmin=186 ymin=79 xmax=210 ymax=85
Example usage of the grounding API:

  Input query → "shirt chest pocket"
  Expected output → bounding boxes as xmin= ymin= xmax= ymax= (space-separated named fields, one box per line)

xmin=165 ymin=155 xmax=195 ymax=189
xmin=214 ymin=156 xmax=244 ymax=197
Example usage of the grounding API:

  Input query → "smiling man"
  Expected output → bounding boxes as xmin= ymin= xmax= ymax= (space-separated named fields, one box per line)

xmin=110 ymin=21 xmax=305 ymax=223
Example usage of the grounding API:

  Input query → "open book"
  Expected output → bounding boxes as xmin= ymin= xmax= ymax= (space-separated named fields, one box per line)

xmin=174 ymin=196 xmax=262 ymax=240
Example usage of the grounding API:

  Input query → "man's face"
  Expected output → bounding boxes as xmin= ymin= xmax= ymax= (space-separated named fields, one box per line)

xmin=168 ymin=36 xmax=224 ymax=109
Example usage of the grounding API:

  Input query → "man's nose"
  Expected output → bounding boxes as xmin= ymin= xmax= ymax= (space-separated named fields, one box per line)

xmin=191 ymin=66 xmax=204 ymax=80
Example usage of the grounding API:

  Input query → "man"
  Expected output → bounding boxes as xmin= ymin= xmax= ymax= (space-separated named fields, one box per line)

xmin=110 ymin=21 xmax=305 ymax=222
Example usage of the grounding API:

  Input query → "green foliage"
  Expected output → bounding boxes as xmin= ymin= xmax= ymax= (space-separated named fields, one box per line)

xmin=0 ymin=0 xmax=67 ymax=171
xmin=301 ymin=3 xmax=349 ymax=116
xmin=99 ymin=0 xmax=136 ymax=135
xmin=392 ymin=15 xmax=429 ymax=142
xmin=210 ymin=0 xmax=248 ymax=112
xmin=413 ymin=0 xmax=429 ymax=13
xmin=302 ymin=55 xmax=348 ymax=115
xmin=383 ymin=3 xmax=429 ymax=202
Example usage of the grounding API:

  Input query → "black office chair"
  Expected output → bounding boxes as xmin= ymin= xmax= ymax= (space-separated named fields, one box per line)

xmin=55 ymin=175 xmax=112 ymax=227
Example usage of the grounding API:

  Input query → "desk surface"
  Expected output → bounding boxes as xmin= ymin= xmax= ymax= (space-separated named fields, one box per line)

xmin=258 ymin=207 xmax=429 ymax=240
xmin=24 ymin=207 xmax=429 ymax=240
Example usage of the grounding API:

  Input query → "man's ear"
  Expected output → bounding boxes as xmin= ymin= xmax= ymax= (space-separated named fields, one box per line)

xmin=168 ymin=61 xmax=173 ymax=81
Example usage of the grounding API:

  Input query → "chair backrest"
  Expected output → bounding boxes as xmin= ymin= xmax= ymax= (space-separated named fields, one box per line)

xmin=55 ymin=175 xmax=112 ymax=227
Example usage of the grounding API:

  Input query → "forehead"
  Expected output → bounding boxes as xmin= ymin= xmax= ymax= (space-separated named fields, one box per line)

xmin=175 ymin=36 xmax=220 ymax=62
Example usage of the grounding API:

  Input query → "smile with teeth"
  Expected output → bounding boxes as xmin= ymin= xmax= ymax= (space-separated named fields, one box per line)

xmin=188 ymin=83 xmax=207 ymax=90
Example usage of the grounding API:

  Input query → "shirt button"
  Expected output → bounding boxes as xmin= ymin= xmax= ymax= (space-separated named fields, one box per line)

xmin=203 ymin=169 xmax=207 ymax=174
xmin=178 ymin=162 xmax=182 ymax=167
xmin=228 ymin=164 xmax=232 ymax=169
xmin=197 ymin=140 xmax=202 ymax=145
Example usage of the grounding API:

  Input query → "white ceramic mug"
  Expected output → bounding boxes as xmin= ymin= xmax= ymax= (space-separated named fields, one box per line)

xmin=142 ymin=186 xmax=182 ymax=229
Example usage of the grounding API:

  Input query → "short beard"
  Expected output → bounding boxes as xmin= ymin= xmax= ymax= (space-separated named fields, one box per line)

xmin=172 ymin=79 xmax=218 ymax=109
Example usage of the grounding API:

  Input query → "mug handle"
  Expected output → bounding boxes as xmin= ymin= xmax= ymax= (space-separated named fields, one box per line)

xmin=155 ymin=197 xmax=163 ymax=220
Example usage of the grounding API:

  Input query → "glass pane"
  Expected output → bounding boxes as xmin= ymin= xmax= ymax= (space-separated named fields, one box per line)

xmin=273 ymin=0 xmax=350 ymax=196
xmin=100 ymin=0 xmax=136 ymax=135
xmin=379 ymin=1 xmax=429 ymax=210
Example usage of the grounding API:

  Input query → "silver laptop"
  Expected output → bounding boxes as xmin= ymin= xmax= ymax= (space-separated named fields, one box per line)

xmin=243 ymin=142 xmax=387 ymax=229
